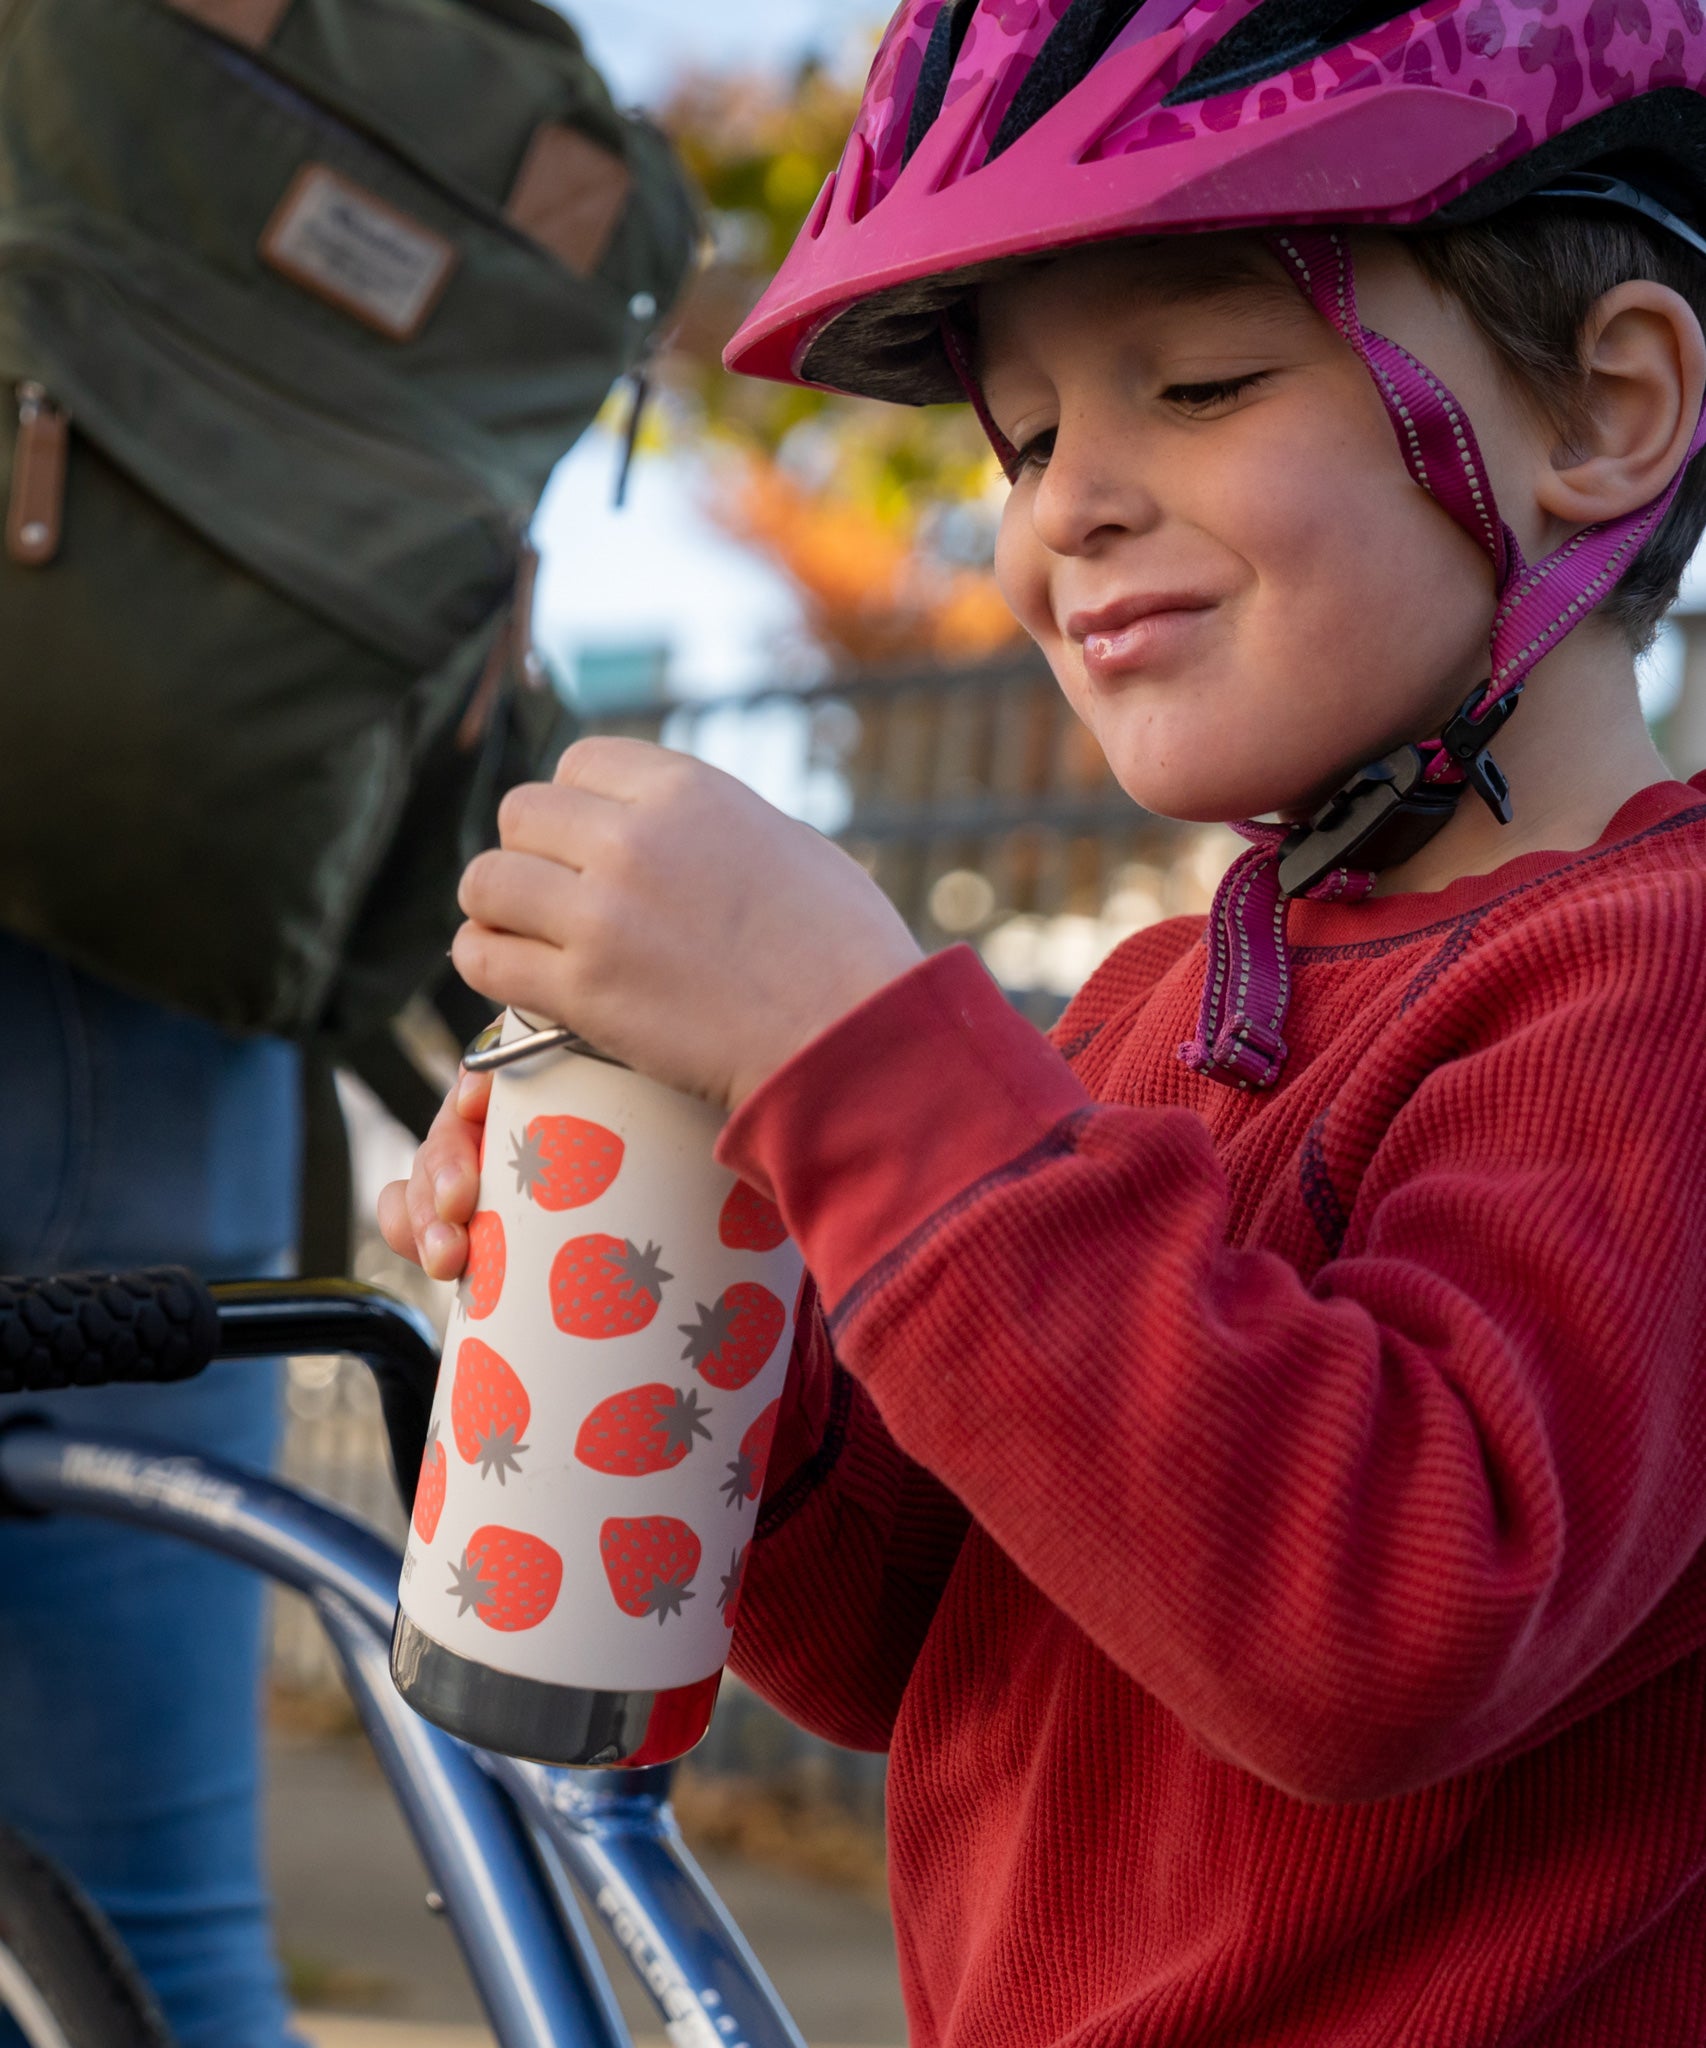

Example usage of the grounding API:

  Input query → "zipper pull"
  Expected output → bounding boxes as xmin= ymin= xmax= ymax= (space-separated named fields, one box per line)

xmin=7 ymin=382 xmax=69 ymax=567
xmin=612 ymin=366 xmax=651 ymax=510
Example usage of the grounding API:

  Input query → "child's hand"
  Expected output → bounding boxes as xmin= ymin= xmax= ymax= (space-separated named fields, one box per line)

xmin=377 ymin=1065 xmax=491 ymax=1280
xmin=451 ymin=738 xmax=924 ymax=1111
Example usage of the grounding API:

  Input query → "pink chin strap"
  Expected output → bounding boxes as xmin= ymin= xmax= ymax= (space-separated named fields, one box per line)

xmin=945 ymin=230 xmax=1706 ymax=1089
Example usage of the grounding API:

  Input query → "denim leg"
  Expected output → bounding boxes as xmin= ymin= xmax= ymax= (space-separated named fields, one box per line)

xmin=0 ymin=934 xmax=303 ymax=2048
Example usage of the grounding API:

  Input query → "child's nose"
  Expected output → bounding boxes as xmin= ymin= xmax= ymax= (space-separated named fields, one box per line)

xmin=1030 ymin=421 xmax=1160 ymax=558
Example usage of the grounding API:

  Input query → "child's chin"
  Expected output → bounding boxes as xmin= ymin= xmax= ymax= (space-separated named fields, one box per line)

xmin=1110 ymin=764 xmax=1299 ymax=827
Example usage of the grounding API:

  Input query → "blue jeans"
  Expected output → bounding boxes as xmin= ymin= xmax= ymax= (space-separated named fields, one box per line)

xmin=0 ymin=933 xmax=302 ymax=2048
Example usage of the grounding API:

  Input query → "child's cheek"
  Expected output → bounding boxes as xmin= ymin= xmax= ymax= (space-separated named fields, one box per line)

xmin=993 ymin=487 xmax=1051 ymax=645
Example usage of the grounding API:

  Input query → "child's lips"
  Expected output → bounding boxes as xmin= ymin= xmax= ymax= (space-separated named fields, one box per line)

xmin=1069 ymin=595 xmax=1218 ymax=681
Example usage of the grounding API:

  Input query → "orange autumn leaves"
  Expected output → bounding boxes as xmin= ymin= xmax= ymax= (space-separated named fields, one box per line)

xmin=726 ymin=458 xmax=1024 ymax=667
xmin=658 ymin=59 xmax=1025 ymax=670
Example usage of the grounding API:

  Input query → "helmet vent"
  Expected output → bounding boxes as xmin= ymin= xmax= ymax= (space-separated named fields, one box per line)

xmin=986 ymin=0 xmax=1149 ymax=161
xmin=904 ymin=0 xmax=981 ymax=168
xmin=1163 ymin=0 xmax=1418 ymax=105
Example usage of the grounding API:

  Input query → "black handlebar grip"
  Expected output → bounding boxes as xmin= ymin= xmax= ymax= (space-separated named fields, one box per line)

xmin=0 ymin=1268 xmax=220 ymax=1396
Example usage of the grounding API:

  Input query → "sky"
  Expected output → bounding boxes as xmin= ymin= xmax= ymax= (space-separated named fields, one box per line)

xmin=568 ymin=0 xmax=893 ymax=108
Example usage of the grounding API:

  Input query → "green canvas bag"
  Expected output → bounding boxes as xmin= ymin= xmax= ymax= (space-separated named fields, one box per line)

xmin=0 ymin=0 xmax=699 ymax=1038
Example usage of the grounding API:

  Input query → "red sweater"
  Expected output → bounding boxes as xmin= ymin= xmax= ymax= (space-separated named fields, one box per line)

xmin=716 ymin=773 xmax=1706 ymax=2048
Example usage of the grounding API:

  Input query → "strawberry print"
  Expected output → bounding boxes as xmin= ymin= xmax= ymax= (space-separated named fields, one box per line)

xmin=679 ymin=1282 xmax=785 ymax=1390
xmin=458 ymin=1210 xmax=506 ymax=1320
xmin=448 ymin=1524 xmax=562 ymax=1632
xmin=451 ymin=1337 xmax=531 ymax=1483
xmin=576 ymin=1384 xmax=712 ymax=1477
xmin=510 ymin=1115 xmax=624 ymax=1211
xmin=600 ymin=1515 xmax=701 ymax=1625
xmin=720 ymin=1398 xmax=780 ymax=1509
xmin=551 ymin=1234 xmax=673 ymax=1339
xmin=412 ymin=1423 xmax=446 ymax=1542
xmin=718 ymin=1544 xmax=747 ymax=1627
xmin=717 ymin=1180 xmax=788 ymax=1252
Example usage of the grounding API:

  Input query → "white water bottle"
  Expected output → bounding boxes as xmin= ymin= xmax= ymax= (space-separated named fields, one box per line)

xmin=391 ymin=1011 xmax=803 ymax=1766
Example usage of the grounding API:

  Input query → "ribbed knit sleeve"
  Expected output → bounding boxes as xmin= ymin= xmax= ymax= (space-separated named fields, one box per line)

xmin=725 ymin=1294 xmax=971 ymax=1751
xmin=719 ymin=886 xmax=1706 ymax=1803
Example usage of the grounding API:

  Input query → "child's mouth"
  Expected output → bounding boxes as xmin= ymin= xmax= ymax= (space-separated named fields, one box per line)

xmin=1068 ymin=593 xmax=1218 ymax=681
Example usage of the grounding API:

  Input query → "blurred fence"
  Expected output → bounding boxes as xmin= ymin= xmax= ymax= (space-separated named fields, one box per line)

xmin=277 ymin=651 xmax=1225 ymax=1806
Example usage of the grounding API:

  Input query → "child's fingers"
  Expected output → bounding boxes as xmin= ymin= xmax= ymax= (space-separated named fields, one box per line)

xmin=377 ymin=1170 xmax=468 ymax=1279
xmin=405 ymin=1147 xmax=467 ymax=1279
xmin=375 ymin=1070 xmax=489 ymax=1279
xmin=456 ymin=1064 xmax=492 ymax=1122
xmin=451 ymin=921 xmax=576 ymax=1029
xmin=377 ymin=1177 xmax=420 ymax=1266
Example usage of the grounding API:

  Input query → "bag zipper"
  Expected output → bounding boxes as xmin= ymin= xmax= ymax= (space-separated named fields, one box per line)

xmin=7 ymin=380 xmax=68 ymax=567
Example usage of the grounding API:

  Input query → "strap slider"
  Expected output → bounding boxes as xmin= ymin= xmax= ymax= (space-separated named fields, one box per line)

xmin=1438 ymin=682 xmax=1520 ymax=823
xmin=1180 ymin=1013 xmax=1288 ymax=1089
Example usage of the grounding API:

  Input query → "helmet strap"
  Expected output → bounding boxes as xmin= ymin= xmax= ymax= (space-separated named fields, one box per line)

xmin=940 ymin=313 xmax=1022 ymax=478
xmin=1180 ymin=229 xmax=1706 ymax=1089
xmin=937 ymin=236 xmax=1705 ymax=1088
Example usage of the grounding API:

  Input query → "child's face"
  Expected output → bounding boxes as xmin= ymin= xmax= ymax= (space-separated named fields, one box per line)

xmin=982 ymin=234 xmax=1556 ymax=823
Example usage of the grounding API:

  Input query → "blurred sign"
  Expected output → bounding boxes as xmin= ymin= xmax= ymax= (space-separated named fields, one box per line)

xmin=572 ymin=640 xmax=672 ymax=713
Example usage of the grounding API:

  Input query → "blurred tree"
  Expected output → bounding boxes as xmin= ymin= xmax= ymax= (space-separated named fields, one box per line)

xmin=654 ymin=59 xmax=1024 ymax=668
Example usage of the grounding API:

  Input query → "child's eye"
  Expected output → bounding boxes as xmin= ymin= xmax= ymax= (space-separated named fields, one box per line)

xmin=1162 ymin=372 xmax=1270 ymax=412
xmin=1011 ymin=426 xmax=1056 ymax=476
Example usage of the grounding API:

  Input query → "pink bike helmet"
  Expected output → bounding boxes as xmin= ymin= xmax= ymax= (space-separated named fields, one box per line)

xmin=725 ymin=0 xmax=1706 ymax=1091
xmin=728 ymin=0 xmax=1706 ymax=400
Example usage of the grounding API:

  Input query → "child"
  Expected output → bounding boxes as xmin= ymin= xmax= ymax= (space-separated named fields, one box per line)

xmin=382 ymin=2 xmax=1706 ymax=2038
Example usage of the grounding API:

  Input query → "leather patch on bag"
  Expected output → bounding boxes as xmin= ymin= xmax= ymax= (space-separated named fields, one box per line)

xmin=7 ymin=384 xmax=68 ymax=568
xmin=505 ymin=124 xmax=633 ymax=277
xmin=164 ymin=0 xmax=293 ymax=48
xmin=261 ymin=165 xmax=458 ymax=341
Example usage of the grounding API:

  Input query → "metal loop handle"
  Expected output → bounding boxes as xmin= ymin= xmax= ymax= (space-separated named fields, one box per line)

xmin=461 ymin=1019 xmax=624 ymax=1073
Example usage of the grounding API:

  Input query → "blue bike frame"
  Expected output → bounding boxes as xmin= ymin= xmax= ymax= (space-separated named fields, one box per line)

xmin=0 ymin=1321 xmax=809 ymax=2048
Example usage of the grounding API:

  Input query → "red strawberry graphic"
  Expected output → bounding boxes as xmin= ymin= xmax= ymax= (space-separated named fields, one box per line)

xmin=413 ymin=1423 xmax=446 ymax=1543
xmin=600 ymin=1515 xmax=701 ymax=1625
xmin=718 ymin=1180 xmax=788 ymax=1252
xmin=451 ymin=1338 xmax=531 ymax=1483
xmin=458 ymin=1210 xmax=506 ymax=1320
xmin=576 ymin=1383 xmax=712 ymax=1477
xmin=510 ymin=1115 xmax=624 ymax=1211
xmin=551 ymin=1235 xmax=673 ymax=1339
xmin=719 ymin=1398 xmax=780 ymax=1509
xmin=718 ymin=1544 xmax=747 ymax=1627
xmin=448 ymin=1525 xmax=562 ymax=1632
xmin=679 ymin=1282 xmax=785 ymax=1390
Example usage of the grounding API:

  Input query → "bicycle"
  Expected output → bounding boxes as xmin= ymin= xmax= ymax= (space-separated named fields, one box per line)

xmin=0 ymin=1267 xmax=809 ymax=2048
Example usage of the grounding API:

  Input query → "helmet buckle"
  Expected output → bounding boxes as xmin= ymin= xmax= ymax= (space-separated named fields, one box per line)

xmin=1437 ymin=682 xmax=1520 ymax=824
xmin=1276 ymin=748 xmax=1459 ymax=898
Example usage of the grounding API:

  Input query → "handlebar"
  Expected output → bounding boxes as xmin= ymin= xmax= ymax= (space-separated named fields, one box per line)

xmin=0 ymin=1271 xmax=440 ymax=1512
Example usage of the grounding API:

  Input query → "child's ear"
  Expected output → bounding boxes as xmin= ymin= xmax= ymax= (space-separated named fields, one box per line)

xmin=1536 ymin=280 xmax=1706 ymax=530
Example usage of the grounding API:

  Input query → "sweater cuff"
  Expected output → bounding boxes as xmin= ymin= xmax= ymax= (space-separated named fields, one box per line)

xmin=716 ymin=946 xmax=1090 ymax=1314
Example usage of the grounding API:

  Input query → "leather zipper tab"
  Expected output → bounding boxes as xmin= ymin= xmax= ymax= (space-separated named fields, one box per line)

xmin=7 ymin=383 xmax=69 ymax=568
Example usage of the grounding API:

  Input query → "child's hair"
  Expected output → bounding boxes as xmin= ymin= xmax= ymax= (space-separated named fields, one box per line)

xmin=812 ymin=202 xmax=1706 ymax=652
xmin=1410 ymin=200 xmax=1706 ymax=651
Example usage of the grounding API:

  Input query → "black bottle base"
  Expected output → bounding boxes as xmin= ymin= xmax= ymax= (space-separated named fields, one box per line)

xmin=390 ymin=1612 xmax=722 ymax=1767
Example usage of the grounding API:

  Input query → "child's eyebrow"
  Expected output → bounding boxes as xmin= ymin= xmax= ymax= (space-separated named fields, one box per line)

xmin=1120 ymin=251 xmax=1301 ymax=316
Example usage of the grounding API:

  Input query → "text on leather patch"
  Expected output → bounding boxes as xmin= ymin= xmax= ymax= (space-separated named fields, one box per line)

xmin=261 ymin=164 xmax=458 ymax=340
